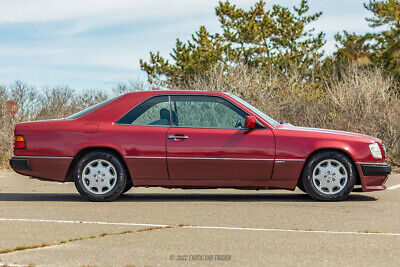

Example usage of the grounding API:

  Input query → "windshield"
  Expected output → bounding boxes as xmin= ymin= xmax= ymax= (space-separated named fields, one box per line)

xmin=226 ymin=93 xmax=279 ymax=127
xmin=66 ymin=96 xmax=120 ymax=119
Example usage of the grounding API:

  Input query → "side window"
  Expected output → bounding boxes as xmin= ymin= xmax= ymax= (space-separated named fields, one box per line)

xmin=170 ymin=95 xmax=247 ymax=129
xmin=117 ymin=96 xmax=170 ymax=126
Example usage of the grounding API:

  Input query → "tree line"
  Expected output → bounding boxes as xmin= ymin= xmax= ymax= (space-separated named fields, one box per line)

xmin=140 ymin=0 xmax=400 ymax=88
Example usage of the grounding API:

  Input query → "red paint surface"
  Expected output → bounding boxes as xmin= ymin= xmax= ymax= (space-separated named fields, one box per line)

xmin=11 ymin=90 xmax=390 ymax=191
xmin=13 ymin=156 xmax=72 ymax=182
xmin=166 ymin=127 xmax=274 ymax=180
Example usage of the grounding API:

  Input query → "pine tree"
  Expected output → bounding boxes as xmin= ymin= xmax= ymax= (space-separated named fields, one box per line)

xmin=140 ymin=0 xmax=325 ymax=86
xmin=335 ymin=0 xmax=400 ymax=77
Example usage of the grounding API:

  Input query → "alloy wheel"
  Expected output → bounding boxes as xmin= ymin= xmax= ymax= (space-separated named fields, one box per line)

xmin=311 ymin=159 xmax=348 ymax=195
xmin=81 ymin=159 xmax=117 ymax=195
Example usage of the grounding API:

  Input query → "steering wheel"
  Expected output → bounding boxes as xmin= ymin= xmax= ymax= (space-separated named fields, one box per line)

xmin=234 ymin=118 xmax=243 ymax=128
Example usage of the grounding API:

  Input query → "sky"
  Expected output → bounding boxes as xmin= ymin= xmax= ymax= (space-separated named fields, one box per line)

xmin=0 ymin=0 xmax=372 ymax=91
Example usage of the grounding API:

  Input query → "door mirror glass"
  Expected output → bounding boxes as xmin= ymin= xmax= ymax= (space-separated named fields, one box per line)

xmin=244 ymin=116 xmax=256 ymax=129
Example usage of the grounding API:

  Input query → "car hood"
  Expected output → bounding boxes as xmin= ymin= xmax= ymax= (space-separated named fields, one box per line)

xmin=274 ymin=124 xmax=380 ymax=142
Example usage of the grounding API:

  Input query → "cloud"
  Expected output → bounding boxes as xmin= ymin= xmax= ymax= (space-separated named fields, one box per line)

xmin=0 ymin=0 xmax=223 ymax=40
xmin=0 ymin=45 xmax=65 ymax=57
xmin=0 ymin=0 xmax=168 ymax=23
xmin=0 ymin=0 xmax=373 ymax=90
xmin=312 ymin=16 xmax=370 ymax=35
xmin=0 ymin=0 xmax=256 ymax=24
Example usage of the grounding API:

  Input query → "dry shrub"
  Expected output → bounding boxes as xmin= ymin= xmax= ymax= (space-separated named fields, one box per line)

xmin=0 ymin=87 xmax=14 ymax=168
xmin=113 ymin=80 xmax=153 ymax=95
xmin=0 ymin=68 xmax=399 ymax=168
xmin=325 ymin=67 xmax=400 ymax=162
xmin=180 ymin=64 xmax=400 ymax=164
xmin=35 ymin=88 xmax=109 ymax=120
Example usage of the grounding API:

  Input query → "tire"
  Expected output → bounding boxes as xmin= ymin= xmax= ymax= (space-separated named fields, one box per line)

xmin=74 ymin=151 xmax=127 ymax=202
xmin=122 ymin=183 xmax=133 ymax=194
xmin=297 ymin=183 xmax=307 ymax=193
xmin=302 ymin=151 xmax=356 ymax=201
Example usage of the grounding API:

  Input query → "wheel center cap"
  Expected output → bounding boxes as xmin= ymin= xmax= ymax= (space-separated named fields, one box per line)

xmin=325 ymin=172 xmax=335 ymax=182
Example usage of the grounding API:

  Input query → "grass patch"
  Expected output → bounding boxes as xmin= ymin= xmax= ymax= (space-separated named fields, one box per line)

xmin=0 ymin=225 xmax=185 ymax=255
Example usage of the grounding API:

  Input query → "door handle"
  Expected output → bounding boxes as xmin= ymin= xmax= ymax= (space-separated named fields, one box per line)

xmin=168 ymin=135 xmax=188 ymax=140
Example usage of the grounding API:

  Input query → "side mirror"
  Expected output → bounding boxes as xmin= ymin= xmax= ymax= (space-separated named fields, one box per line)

xmin=244 ymin=116 xmax=256 ymax=129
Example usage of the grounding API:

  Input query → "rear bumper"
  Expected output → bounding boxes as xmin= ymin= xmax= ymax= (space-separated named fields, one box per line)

xmin=9 ymin=156 xmax=72 ymax=182
xmin=355 ymin=162 xmax=391 ymax=191
xmin=9 ymin=158 xmax=31 ymax=171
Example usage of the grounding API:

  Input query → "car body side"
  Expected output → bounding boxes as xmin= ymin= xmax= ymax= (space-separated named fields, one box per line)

xmin=11 ymin=90 xmax=390 ymax=191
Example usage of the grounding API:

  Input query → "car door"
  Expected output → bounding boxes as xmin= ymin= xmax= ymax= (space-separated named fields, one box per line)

xmin=166 ymin=95 xmax=275 ymax=180
xmin=114 ymin=95 xmax=170 ymax=179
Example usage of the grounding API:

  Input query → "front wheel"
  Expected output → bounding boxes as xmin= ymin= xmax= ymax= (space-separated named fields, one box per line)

xmin=74 ymin=151 xmax=127 ymax=202
xmin=302 ymin=151 xmax=356 ymax=201
xmin=122 ymin=183 xmax=133 ymax=194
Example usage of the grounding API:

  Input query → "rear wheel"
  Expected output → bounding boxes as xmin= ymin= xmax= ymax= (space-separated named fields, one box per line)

xmin=302 ymin=151 xmax=356 ymax=201
xmin=74 ymin=151 xmax=127 ymax=202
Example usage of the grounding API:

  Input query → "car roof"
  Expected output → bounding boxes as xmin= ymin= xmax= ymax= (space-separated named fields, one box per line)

xmin=123 ymin=90 xmax=226 ymax=97
xmin=76 ymin=90 xmax=229 ymax=122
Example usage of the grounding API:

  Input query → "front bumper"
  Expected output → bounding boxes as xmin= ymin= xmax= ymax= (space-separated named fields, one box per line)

xmin=361 ymin=164 xmax=391 ymax=176
xmin=356 ymin=162 xmax=391 ymax=191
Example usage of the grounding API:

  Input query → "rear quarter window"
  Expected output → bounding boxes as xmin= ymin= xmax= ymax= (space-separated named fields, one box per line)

xmin=116 ymin=95 xmax=170 ymax=126
xmin=66 ymin=96 xmax=120 ymax=119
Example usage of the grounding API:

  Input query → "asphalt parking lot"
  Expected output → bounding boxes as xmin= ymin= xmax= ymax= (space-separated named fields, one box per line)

xmin=0 ymin=170 xmax=399 ymax=266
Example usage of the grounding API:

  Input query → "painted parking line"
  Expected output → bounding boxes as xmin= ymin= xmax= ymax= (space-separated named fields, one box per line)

xmin=388 ymin=184 xmax=400 ymax=190
xmin=0 ymin=218 xmax=399 ymax=237
xmin=0 ymin=218 xmax=169 ymax=228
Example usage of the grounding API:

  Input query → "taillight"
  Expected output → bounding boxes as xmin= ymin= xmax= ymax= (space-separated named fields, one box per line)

xmin=14 ymin=135 xmax=26 ymax=149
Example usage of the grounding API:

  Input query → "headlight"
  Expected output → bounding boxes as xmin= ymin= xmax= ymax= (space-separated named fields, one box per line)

xmin=369 ymin=143 xmax=383 ymax=159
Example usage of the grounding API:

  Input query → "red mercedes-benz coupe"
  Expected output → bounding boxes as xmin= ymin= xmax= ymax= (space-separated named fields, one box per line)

xmin=10 ymin=90 xmax=391 ymax=201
